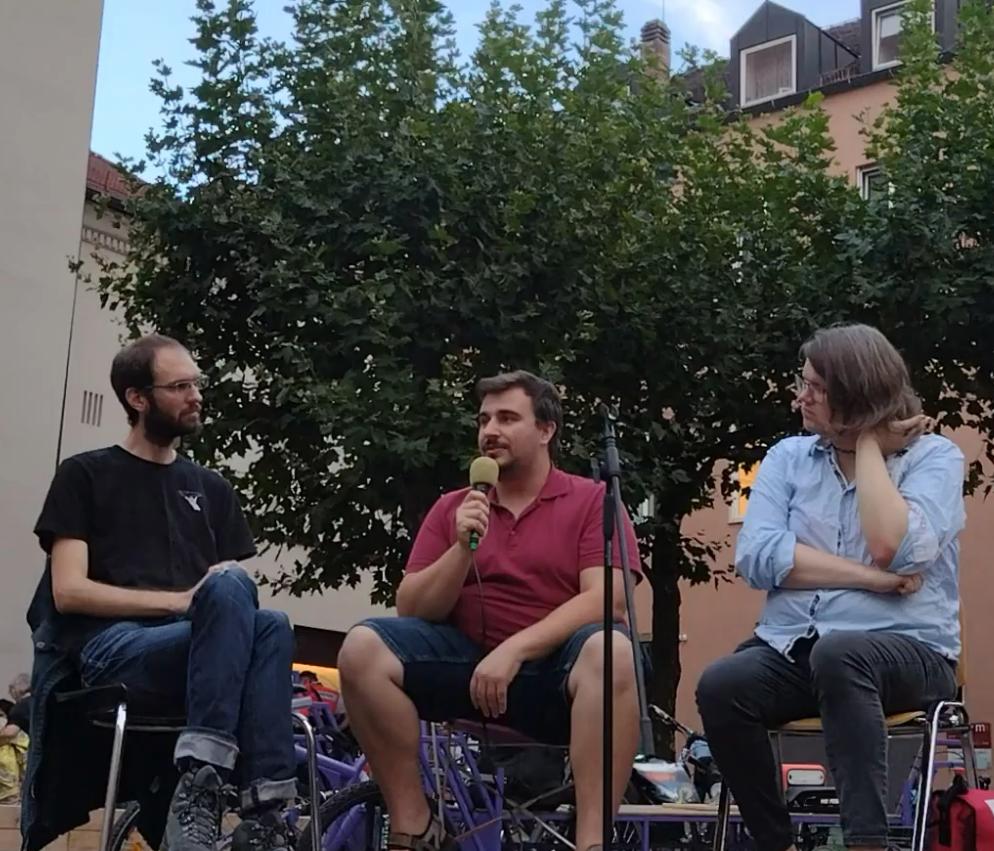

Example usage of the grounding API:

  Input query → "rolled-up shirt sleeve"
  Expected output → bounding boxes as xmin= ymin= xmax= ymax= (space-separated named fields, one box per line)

xmin=734 ymin=440 xmax=797 ymax=591
xmin=888 ymin=437 xmax=965 ymax=575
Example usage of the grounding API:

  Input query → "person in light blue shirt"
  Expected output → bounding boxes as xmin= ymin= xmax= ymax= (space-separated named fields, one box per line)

xmin=697 ymin=324 xmax=964 ymax=851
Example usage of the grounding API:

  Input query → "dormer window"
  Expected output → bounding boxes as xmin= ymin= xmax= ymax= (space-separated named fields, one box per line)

xmin=740 ymin=35 xmax=797 ymax=107
xmin=873 ymin=2 xmax=908 ymax=69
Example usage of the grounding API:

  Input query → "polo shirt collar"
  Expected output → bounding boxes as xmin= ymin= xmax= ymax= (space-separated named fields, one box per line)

xmin=538 ymin=467 xmax=571 ymax=500
xmin=489 ymin=466 xmax=571 ymax=504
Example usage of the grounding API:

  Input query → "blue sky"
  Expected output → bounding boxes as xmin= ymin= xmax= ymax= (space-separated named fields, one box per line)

xmin=90 ymin=0 xmax=861 ymax=164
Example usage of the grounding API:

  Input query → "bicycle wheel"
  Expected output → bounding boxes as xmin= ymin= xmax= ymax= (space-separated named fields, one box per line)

xmin=297 ymin=780 xmax=389 ymax=851
xmin=107 ymin=801 xmax=141 ymax=851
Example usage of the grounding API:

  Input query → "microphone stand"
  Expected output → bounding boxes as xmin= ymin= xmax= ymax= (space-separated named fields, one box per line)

xmin=592 ymin=404 xmax=654 ymax=851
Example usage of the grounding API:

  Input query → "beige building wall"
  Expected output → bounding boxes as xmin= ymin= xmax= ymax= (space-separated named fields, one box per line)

xmin=674 ymin=78 xmax=994 ymax=734
xmin=0 ymin=0 xmax=105 ymax=684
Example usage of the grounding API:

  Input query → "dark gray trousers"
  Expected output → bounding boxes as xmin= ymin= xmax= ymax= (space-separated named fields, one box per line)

xmin=696 ymin=631 xmax=957 ymax=850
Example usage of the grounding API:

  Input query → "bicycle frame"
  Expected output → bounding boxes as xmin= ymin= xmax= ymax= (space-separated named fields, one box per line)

xmin=313 ymin=710 xmax=982 ymax=851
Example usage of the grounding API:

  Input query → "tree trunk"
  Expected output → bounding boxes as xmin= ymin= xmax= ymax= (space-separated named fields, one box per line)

xmin=648 ymin=530 xmax=682 ymax=759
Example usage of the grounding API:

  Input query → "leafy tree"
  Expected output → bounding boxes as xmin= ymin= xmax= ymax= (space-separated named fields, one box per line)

xmin=853 ymin=0 xmax=994 ymax=491
xmin=96 ymin=0 xmax=994 ymax=749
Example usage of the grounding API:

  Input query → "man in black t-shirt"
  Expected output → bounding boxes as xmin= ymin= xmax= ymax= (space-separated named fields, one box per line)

xmin=34 ymin=334 xmax=295 ymax=851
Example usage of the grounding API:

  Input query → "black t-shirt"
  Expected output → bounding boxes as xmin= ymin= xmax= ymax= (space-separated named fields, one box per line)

xmin=7 ymin=697 xmax=30 ymax=734
xmin=34 ymin=446 xmax=256 ymax=652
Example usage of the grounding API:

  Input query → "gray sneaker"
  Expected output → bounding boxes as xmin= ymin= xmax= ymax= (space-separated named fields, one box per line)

xmin=161 ymin=764 xmax=225 ymax=851
xmin=231 ymin=809 xmax=294 ymax=851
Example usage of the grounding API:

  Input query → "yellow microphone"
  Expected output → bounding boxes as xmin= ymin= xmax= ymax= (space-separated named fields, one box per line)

xmin=468 ymin=456 xmax=499 ymax=551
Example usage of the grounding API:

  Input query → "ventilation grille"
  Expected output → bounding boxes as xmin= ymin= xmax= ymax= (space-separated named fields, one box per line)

xmin=81 ymin=390 xmax=104 ymax=427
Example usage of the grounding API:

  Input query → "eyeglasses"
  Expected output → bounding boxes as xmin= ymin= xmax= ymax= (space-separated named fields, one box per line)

xmin=145 ymin=377 xmax=208 ymax=395
xmin=794 ymin=376 xmax=826 ymax=401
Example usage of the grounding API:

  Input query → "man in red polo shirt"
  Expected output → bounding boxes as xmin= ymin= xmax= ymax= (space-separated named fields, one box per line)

xmin=338 ymin=371 xmax=642 ymax=851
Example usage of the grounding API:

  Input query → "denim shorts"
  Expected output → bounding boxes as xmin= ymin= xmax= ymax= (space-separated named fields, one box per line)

xmin=359 ymin=617 xmax=630 ymax=746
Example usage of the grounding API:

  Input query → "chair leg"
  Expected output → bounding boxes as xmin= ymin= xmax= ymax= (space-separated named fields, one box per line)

xmin=713 ymin=781 xmax=731 ymax=851
xmin=773 ymin=732 xmax=786 ymax=799
xmin=292 ymin=712 xmax=323 ymax=851
xmin=961 ymin=723 xmax=979 ymax=788
xmin=912 ymin=707 xmax=945 ymax=851
xmin=98 ymin=702 xmax=128 ymax=851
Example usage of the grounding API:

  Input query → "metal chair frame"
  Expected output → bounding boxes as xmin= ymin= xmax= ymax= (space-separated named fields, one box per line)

xmin=55 ymin=685 xmax=322 ymax=851
xmin=712 ymin=700 xmax=978 ymax=851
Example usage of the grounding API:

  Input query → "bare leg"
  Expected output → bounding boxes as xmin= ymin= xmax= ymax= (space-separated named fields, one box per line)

xmin=567 ymin=631 xmax=640 ymax=851
xmin=337 ymin=626 xmax=429 ymax=835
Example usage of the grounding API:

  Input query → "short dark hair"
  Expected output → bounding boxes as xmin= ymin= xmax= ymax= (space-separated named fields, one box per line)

xmin=475 ymin=370 xmax=563 ymax=458
xmin=800 ymin=324 xmax=921 ymax=432
xmin=111 ymin=334 xmax=186 ymax=425
xmin=299 ymin=671 xmax=318 ymax=682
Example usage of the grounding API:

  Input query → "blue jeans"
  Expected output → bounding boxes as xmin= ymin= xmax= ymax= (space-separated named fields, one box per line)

xmin=360 ymin=617 xmax=629 ymax=745
xmin=79 ymin=564 xmax=297 ymax=807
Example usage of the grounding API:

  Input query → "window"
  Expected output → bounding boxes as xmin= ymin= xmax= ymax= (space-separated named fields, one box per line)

xmin=858 ymin=164 xmax=891 ymax=202
xmin=729 ymin=463 xmax=759 ymax=523
xmin=740 ymin=35 xmax=796 ymax=107
xmin=873 ymin=2 xmax=907 ymax=69
xmin=872 ymin=1 xmax=935 ymax=70
xmin=81 ymin=390 xmax=104 ymax=427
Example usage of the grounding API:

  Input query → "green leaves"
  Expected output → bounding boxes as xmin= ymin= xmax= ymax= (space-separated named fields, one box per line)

xmin=97 ymin=0 xmax=994 ymax=711
xmin=850 ymin=0 xmax=994 ymax=488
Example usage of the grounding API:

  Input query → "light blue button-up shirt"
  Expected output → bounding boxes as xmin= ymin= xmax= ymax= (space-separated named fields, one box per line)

xmin=735 ymin=433 xmax=965 ymax=661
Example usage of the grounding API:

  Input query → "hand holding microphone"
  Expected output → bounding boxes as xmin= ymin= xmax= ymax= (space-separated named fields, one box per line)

xmin=458 ymin=456 xmax=499 ymax=552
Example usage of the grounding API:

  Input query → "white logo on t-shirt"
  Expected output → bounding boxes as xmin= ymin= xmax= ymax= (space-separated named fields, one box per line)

xmin=180 ymin=491 xmax=203 ymax=512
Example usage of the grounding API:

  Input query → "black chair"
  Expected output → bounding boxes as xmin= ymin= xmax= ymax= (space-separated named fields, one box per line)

xmin=52 ymin=684 xmax=323 ymax=851
xmin=53 ymin=684 xmax=184 ymax=851
xmin=25 ymin=570 xmax=322 ymax=851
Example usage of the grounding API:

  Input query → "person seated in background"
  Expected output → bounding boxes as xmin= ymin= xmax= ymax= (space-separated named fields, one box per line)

xmin=697 ymin=324 xmax=964 ymax=851
xmin=338 ymin=370 xmax=643 ymax=851
xmin=0 ymin=692 xmax=29 ymax=803
xmin=298 ymin=671 xmax=319 ymax=689
xmin=32 ymin=334 xmax=296 ymax=851
xmin=297 ymin=671 xmax=332 ymax=708
xmin=1 ymin=674 xmax=31 ymax=739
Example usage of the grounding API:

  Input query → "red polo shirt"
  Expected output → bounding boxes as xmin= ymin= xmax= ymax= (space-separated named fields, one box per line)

xmin=406 ymin=467 xmax=643 ymax=650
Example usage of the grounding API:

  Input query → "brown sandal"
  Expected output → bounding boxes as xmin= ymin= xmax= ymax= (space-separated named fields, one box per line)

xmin=386 ymin=813 xmax=457 ymax=851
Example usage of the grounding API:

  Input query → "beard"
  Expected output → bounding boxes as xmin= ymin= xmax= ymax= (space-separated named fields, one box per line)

xmin=481 ymin=441 xmax=520 ymax=476
xmin=142 ymin=397 xmax=202 ymax=446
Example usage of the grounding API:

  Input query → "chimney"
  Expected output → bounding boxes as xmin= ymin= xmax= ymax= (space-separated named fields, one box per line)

xmin=640 ymin=19 xmax=671 ymax=80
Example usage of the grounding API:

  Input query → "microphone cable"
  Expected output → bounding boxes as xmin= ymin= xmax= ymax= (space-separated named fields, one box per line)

xmin=470 ymin=545 xmax=499 ymax=782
